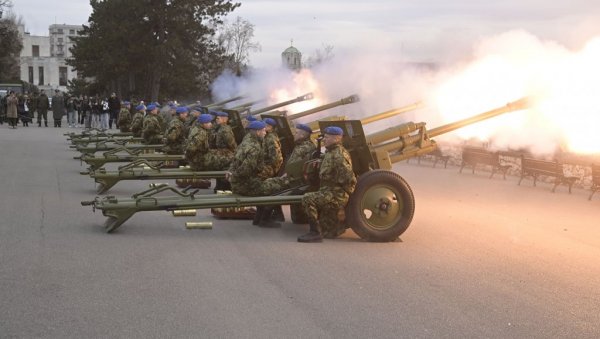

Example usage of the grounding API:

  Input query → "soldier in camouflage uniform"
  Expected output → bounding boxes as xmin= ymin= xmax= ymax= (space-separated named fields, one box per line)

xmin=206 ymin=111 xmax=237 ymax=170
xmin=298 ymin=126 xmax=356 ymax=242
xmin=184 ymin=114 xmax=214 ymax=170
xmin=284 ymin=123 xmax=317 ymax=223
xmin=130 ymin=104 xmax=146 ymax=137
xmin=116 ymin=101 xmax=132 ymax=132
xmin=162 ymin=106 xmax=189 ymax=154
xmin=258 ymin=118 xmax=283 ymax=178
xmin=226 ymin=121 xmax=292 ymax=228
xmin=141 ymin=104 xmax=163 ymax=144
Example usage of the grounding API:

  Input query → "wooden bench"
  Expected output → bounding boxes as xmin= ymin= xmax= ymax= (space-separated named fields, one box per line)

xmin=415 ymin=148 xmax=450 ymax=168
xmin=460 ymin=147 xmax=511 ymax=179
xmin=590 ymin=163 xmax=600 ymax=200
xmin=518 ymin=156 xmax=577 ymax=193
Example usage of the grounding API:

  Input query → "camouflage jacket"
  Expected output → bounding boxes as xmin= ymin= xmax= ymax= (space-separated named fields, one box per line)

xmin=117 ymin=108 xmax=132 ymax=129
xmin=130 ymin=112 xmax=144 ymax=137
xmin=319 ymin=143 xmax=356 ymax=195
xmin=185 ymin=126 xmax=210 ymax=164
xmin=262 ymin=131 xmax=283 ymax=173
xmin=142 ymin=114 xmax=162 ymax=144
xmin=213 ymin=124 xmax=237 ymax=151
xmin=229 ymin=133 xmax=263 ymax=179
xmin=165 ymin=118 xmax=187 ymax=147
xmin=288 ymin=138 xmax=317 ymax=164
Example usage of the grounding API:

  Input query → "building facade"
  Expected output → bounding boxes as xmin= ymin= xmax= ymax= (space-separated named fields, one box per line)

xmin=281 ymin=44 xmax=302 ymax=71
xmin=18 ymin=24 xmax=82 ymax=93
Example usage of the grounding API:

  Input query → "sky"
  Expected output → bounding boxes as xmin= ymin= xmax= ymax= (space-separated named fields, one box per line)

xmin=10 ymin=0 xmax=600 ymax=68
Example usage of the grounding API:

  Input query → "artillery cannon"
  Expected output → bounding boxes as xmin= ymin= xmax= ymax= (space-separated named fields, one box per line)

xmin=79 ymin=95 xmax=361 ymax=171
xmin=82 ymin=98 xmax=530 ymax=238
xmin=84 ymin=95 xmax=362 ymax=191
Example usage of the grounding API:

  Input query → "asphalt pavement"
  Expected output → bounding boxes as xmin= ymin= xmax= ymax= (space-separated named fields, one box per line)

xmin=1 ymin=123 xmax=599 ymax=338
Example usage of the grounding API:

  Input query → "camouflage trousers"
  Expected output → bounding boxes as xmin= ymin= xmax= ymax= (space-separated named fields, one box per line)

xmin=204 ymin=149 xmax=234 ymax=171
xmin=231 ymin=176 xmax=291 ymax=197
xmin=302 ymin=189 xmax=349 ymax=238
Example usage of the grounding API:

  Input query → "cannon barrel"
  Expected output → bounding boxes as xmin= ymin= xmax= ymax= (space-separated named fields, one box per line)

xmin=360 ymin=101 xmax=424 ymax=125
xmin=247 ymin=93 xmax=314 ymax=116
xmin=369 ymin=97 xmax=531 ymax=153
xmin=229 ymin=99 xmax=264 ymax=111
xmin=205 ymin=95 xmax=245 ymax=109
xmin=287 ymin=94 xmax=360 ymax=121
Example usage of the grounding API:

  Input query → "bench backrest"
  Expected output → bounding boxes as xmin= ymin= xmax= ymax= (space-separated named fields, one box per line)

xmin=521 ymin=156 xmax=563 ymax=176
xmin=462 ymin=147 xmax=499 ymax=163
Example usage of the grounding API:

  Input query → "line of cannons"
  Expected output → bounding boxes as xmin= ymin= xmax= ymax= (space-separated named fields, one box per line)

xmin=71 ymin=94 xmax=531 ymax=241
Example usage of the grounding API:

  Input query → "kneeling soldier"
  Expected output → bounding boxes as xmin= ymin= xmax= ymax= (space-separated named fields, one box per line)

xmin=298 ymin=126 xmax=356 ymax=242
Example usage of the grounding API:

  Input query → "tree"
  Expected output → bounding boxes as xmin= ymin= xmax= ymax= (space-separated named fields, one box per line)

xmin=304 ymin=44 xmax=335 ymax=68
xmin=69 ymin=0 xmax=240 ymax=101
xmin=0 ymin=1 xmax=22 ymax=82
xmin=216 ymin=16 xmax=261 ymax=75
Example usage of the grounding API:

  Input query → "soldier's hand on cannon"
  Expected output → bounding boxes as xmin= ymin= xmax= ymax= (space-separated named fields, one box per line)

xmin=224 ymin=171 xmax=232 ymax=181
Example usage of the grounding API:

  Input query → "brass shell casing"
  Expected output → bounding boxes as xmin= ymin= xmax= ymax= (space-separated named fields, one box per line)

xmin=185 ymin=221 xmax=213 ymax=229
xmin=172 ymin=209 xmax=197 ymax=217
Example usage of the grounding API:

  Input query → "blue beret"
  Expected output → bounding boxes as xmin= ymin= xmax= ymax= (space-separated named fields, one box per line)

xmin=169 ymin=104 xmax=177 ymax=109
xmin=247 ymin=121 xmax=266 ymax=130
xmin=175 ymin=107 xmax=189 ymax=114
xmin=146 ymin=104 xmax=157 ymax=111
xmin=153 ymin=102 xmax=161 ymax=107
xmin=136 ymin=104 xmax=145 ymax=111
xmin=123 ymin=101 xmax=130 ymax=106
xmin=208 ymin=110 xmax=218 ymax=116
xmin=215 ymin=111 xmax=229 ymax=117
xmin=295 ymin=123 xmax=312 ymax=134
xmin=323 ymin=126 xmax=343 ymax=136
xmin=246 ymin=115 xmax=257 ymax=122
xmin=263 ymin=118 xmax=277 ymax=127
xmin=197 ymin=114 xmax=213 ymax=124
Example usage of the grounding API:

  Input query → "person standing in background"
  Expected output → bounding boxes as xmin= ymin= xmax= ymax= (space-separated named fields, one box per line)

xmin=107 ymin=92 xmax=120 ymax=129
xmin=37 ymin=90 xmax=50 ymax=127
xmin=6 ymin=91 xmax=19 ymax=129
xmin=51 ymin=90 xmax=66 ymax=128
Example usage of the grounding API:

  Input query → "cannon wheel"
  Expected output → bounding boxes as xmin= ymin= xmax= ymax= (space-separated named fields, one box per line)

xmin=347 ymin=170 xmax=415 ymax=242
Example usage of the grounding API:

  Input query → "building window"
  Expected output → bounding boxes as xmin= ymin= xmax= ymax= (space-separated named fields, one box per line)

xmin=58 ymin=28 xmax=63 ymax=34
xmin=32 ymin=45 xmax=40 ymax=57
xmin=69 ymin=29 xmax=75 ymax=34
xmin=38 ymin=67 xmax=44 ymax=85
xmin=58 ymin=38 xmax=63 ymax=43
xmin=28 ymin=67 xmax=34 ymax=83
xmin=59 ymin=67 xmax=68 ymax=86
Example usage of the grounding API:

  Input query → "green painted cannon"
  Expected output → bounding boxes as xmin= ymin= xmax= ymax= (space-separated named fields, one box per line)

xmin=83 ymin=95 xmax=361 ymax=190
xmin=79 ymin=95 xmax=359 ymax=171
xmin=82 ymin=98 xmax=530 ymax=240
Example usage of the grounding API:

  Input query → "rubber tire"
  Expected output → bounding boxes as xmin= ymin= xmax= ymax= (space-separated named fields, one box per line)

xmin=346 ymin=170 xmax=415 ymax=242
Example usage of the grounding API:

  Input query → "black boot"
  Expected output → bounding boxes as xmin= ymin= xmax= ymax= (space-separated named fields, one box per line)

xmin=38 ymin=121 xmax=41 ymax=127
xmin=258 ymin=206 xmax=281 ymax=228
xmin=45 ymin=121 xmax=48 ymax=127
xmin=297 ymin=221 xmax=323 ymax=243
xmin=252 ymin=206 xmax=263 ymax=226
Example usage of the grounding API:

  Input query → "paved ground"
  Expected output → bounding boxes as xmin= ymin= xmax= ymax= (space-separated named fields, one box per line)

xmin=1 ymin=123 xmax=599 ymax=338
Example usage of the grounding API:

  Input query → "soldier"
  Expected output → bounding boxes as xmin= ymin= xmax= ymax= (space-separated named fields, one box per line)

xmin=207 ymin=111 xmax=237 ymax=169
xmin=298 ymin=126 xmax=357 ymax=243
xmin=117 ymin=101 xmax=132 ymax=132
xmin=141 ymin=104 xmax=162 ymax=144
xmin=184 ymin=114 xmax=213 ymax=170
xmin=185 ymin=106 xmax=202 ymax=133
xmin=37 ymin=90 xmax=50 ymax=127
xmin=259 ymin=118 xmax=284 ymax=178
xmin=163 ymin=106 xmax=189 ymax=154
xmin=226 ymin=121 xmax=291 ymax=228
xmin=130 ymin=104 xmax=145 ymax=137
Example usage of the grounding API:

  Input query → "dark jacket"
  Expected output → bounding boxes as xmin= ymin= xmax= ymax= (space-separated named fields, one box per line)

xmin=51 ymin=94 xmax=66 ymax=119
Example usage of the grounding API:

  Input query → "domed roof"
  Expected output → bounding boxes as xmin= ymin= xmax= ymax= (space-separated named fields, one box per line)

xmin=282 ymin=45 xmax=301 ymax=55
